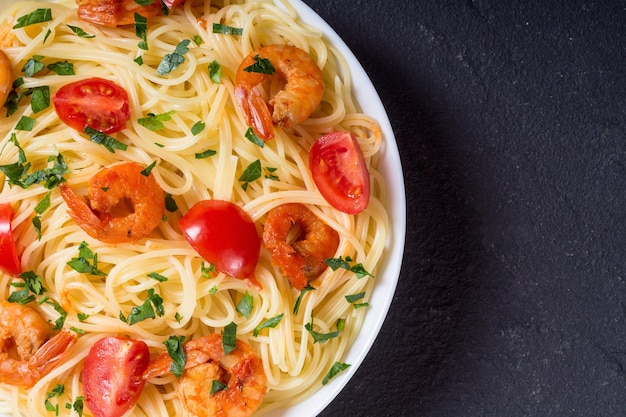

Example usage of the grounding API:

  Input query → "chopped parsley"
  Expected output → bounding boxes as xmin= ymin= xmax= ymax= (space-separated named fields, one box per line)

xmin=13 ymin=8 xmax=52 ymax=29
xmin=293 ymin=285 xmax=315 ymax=315
xmin=244 ymin=127 xmax=264 ymax=148
xmin=140 ymin=160 xmax=157 ymax=176
xmin=208 ymin=60 xmax=222 ymax=83
xmin=30 ymin=85 xmax=50 ymax=113
xmin=243 ymin=54 xmax=275 ymax=75
xmin=212 ymin=23 xmax=243 ymax=36
xmin=67 ymin=24 xmax=94 ymax=38
xmin=15 ymin=115 xmax=35 ymax=131
xmin=191 ymin=121 xmax=205 ymax=135
xmin=253 ymin=313 xmax=284 ymax=337
xmin=222 ymin=321 xmax=237 ymax=354
xmin=195 ymin=148 xmax=216 ymax=159
xmin=147 ymin=271 xmax=168 ymax=282
xmin=65 ymin=396 xmax=85 ymax=417
xmin=84 ymin=126 xmax=128 ymax=153
xmin=157 ymin=39 xmax=191 ymax=76
xmin=138 ymin=111 xmax=175 ymax=131
xmin=322 ymin=362 xmax=350 ymax=385
xmin=8 ymin=270 xmax=46 ymax=304
xmin=67 ymin=241 xmax=107 ymax=276
xmin=47 ymin=61 xmax=75 ymax=75
xmin=134 ymin=13 xmax=148 ymax=50
xmin=210 ymin=380 xmax=228 ymax=395
xmin=238 ymin=159 xmax=261 ymax=191
xmin=164 ymin=335 xmax=186 ymax=377
xmin=236 ymin=290 xmax=253 ymax=319
xmin=305 ymin=314 xmax=345 ymax=344
xmin=324 ymin=255 xmax=374 ymax=279
xmin=44 ymin=384 xmax=64 ymax=415
xmin=22 ymin=55 xmax=45 ymax=76
xmin=165 ymin=193 xmax=178 ymax=212
xmin=120 ymin=288 xmax=165 ymax=325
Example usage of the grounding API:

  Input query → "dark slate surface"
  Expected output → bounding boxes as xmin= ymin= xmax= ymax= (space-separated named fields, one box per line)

xmin=302 ymin=0 xmax=626 ymax=416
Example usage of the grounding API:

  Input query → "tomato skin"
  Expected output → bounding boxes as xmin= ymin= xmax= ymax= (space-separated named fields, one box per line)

xmin=179 ymin=200 xmax=260 ymax=281
xmin=162 ymin=0 xmax=186 ymax=8
xmin=309 ymin=132 xmax=371 ymax=214
xmin=0 ymin=204 xmax=21 ymax=276
xmin=52 ymin=77 xmax=130 ymax=134
xmin=83 ymin=337 xmax=149 ymax=417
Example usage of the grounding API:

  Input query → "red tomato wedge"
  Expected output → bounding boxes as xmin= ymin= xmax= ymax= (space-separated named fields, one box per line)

xmin=0 ymin=204 xmax=21 ymax=276
xmin=179 ymin=200 xmax=261 ymax=283
xmin=83 ymin=337 xmax=149 ymax=417
xmin=52 ymin=77 xmax=130 ymax=134
xmin=309 ymin=132 xmax=371 ymax=214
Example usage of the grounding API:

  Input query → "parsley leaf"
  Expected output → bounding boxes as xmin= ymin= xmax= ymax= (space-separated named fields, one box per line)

xmin=244 ymin=127 xmax=264 ymax=147
xmin=66 ymin=396 xmax=85 ymax=417
xmin=140 ymin=160 xmax=157 ymax=176
xmin=253 ymin=313 xmax=284 ymax=337
xmin=157 ymin=39 xmax=191 ymax=76
xmin=15 ymin=115 xmax=35 ymax=131
xmin=45 ymin=384 xmax=64 ymax=414
xmin=134 ymin=13 xmax=148 ymax=50
xmin=238 ymin=159 xmax=261 ymax=191
xmin=210 ymin=380 xmax=228 ymax=394
xmin=322 ymin=362 xmax=350 ymax=385
xmin=195 ymin=148 xmax=216 ymax=159
xmin=305 ymin=315 xmax=345 ymax=343
xmin=222 ymin=322 xmax=237 ymax=354
xmin=138 ymin=111 xmax=175 ymax=131
xmin=191 ymin=121 xmax=205 ymax=135
xmin=165 ymin=193 xmax=178 ymax=212
xmin=22 ymin=56 xmax=45 ymax=76
xmin=31 ymin=86 xmax=50 ymax=113
xmin=208 ymin=60 xmax=222 ymax=83
xmin=147 ymin=271 xmax=168 ymax=282
xmin=13 ymin=8 xmax=52 ymax=29
xmin=67 ymin=24 xmax=94 ymax=38
xmin=164 ymin=335 xmax=186 ymax=377
xmin=123 ymin=288 xmax=165 ymax=325
xmin=84 ymin=126 xmax=128 ymax=152
xmin=236 ymin=291 xmax=254 ymax=319
xmin=67 ymin=241 xmax=107 ymax=276
xmin=243 ymin=54 xmax=275 ymax=75
xmin=293 ymin=285 xmax=315 ymax=315
xmin=212 ymin=23 xmax=243 ymax=35
xmin=47 ymin=61 xmax=75 ymax=75
xmin=325 ymin=255 xmax=374 ymax=279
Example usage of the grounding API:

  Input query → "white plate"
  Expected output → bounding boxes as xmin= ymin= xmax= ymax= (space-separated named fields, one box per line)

xmin=0 ymin=1 xmax=406 ymax=416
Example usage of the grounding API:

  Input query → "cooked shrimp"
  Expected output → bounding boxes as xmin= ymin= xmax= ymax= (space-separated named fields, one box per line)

xmin=76 ymin=0 xmax=162 ymax=27
xmin=60 ymin=162 xmax=165 ymax=244
xmin=144 ymin=334 xmax=267 ymax=417
xmin=0 ymin=302 xmax=77 ymax=387
xmin=234 ymin=44 xmax=325 ymax=140
xmin=0 ymin=50 xmax=12 ymax=106
xmin=262 ymin=203 xmax=339 ymax=290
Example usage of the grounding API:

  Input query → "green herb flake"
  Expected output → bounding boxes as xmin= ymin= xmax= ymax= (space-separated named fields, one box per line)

xmin=322 ymin=362 xmax=350 ymax=385
xmin=45 ymin=384 xmax=64 ymax=415
xmin=84 ymin=126 xmax=128 ymax=153
xmin=43 ymin=29 xmax=52 ymax=44
xmin=212 ymin=23 xmax=243 ymax=36
xmin=22 ymin=56 xmax=45 ymax=77
xmin=244 ymin=127 xmax=264 ymax=148
xmin=138 ymin=111 xmax=175 ymax=131
xmin=164 ymin=335 xmax=186 ymax=377
xmin=66 ymin=396 xmax=85 ymax=417
xmin=202 ymin=262 xmax=216 ymax=278
xmin=32 ymin=215 xmax=42 ymax=240
xmin=305 ymin=315 xmax=345 ymax=344
xmin=243 ymin=54 xmax=275 ymax=75
xmin=195 ymin=148 xmax=216 ymax=159
xmin=253 ymin=313 xmax=284 ymax=337
xmin=123 ymin=288 xmax=164 ymax=325
xmin=134 ymin=55 xmax=144 ymax=66
xmin=293 ymin=285 xmax=315 ymax=315
xmin=31 ymin=85 xmax=50 ymax=113
xmin=238 ymin=159 xmax=261 ymax=191
xmin=345 ymin=292 xmax=365 ymax=304
xmin=47 ymin=61 xmax=75 ymax=75
xmin=157 ymin=39 xmax=191 ymax=76
xmin=13 ymin=8 xmax=52 ymax=29
xmin=209 ymin=285 xmax=218 ymax=294
xmin=165 ymin=193 xmax=178 ymax=212
xmin=264 ymin=166 xmax=279 ymax=181
xmin=236 ymin=290 xmax=254 ymax=319
xmin=67 ymin=241 xmax=106 ymax=276
xmin=134 ymin=13 xmax=148 ymax=50
xmin=222 ymin=321 xmax=237 ymax=354
xmin=77 ymin=312 xmax=89 ymax=322
xmin=46 ymin=298 xmax=68 ymax=330
xmin=140 ymin=160 xmax=157 ymax=176
xmin=208 ymin=60 xmax=222 ymax=83
xmin=15 ymin=115 xmax=35 ymax=131
xmin=191 ymin=121 xmax=205 ymax=135
xmin=325 ymin=256 xmax=374 ymax=279
xmin=210 ymin=380 xmax=228 ymax=395
xmin=147 ymin=271 xmax=168 ymax=282
xmin=34 ymin=191 xmax=51 ymax=214
xmin=67 ymin=24 xmax=94 ymax=38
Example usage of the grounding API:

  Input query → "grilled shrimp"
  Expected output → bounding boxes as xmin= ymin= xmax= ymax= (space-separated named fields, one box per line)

xmin=0 ymin=302 xmax=77 ymax=387
xmin=263 ymin=203 xmax=339 ymax=290
xmin=234 ymin=44 xmax=325 ymax=140
xmin=144 ymin=334 xmax=267 ymax=417
xmin=0 ymin=50 xmax=12 ymax=106
xmin=76 ymin=0 xmax=162 ymax=27
xmin=60 ymin=162 xmax=165 ymax=244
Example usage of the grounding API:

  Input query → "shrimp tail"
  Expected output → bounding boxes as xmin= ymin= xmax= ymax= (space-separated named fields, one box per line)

xmin=234 ymin=86 xmax=275 ymax=140
xmin=60 ymin=184 xmax=106 ymax=238
xmin=29 ymin=331 xmax=77 ymax=378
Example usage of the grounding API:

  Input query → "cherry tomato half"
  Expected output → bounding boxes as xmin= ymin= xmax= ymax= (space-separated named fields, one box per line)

xmin=0 ymin=204 xmax=21 ymax=276
xmin=83 ymin=336 xmax=149 ymax=417
xmin=179 ymin=200 xmax=260 ymax=282
xmin=308 ymin=132 xmax=371 ymax=214
xmin=52 ymin=77 xmax=130 ymax=134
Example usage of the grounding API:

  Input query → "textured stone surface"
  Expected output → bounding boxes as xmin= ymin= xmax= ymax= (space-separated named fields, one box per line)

xmin=302 ymin=0 xmax=626 ymax=416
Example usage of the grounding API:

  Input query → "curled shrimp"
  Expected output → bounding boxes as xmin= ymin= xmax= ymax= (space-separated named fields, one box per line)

xmin=262 ymin=203 xmax=339 ymax=290
xmin=60 ymin=162 xmax=165 ymax=244
xmin=0 ymin=50 xmax=12 ymax=106
xmin=234 ymin=44 xmax=325 ymax=141
xmin=76 ymin=0 xmax=162 ymax=27
xmin=144 ymin=334 xmax=267 ymax=417
xmin=0 ymin=302 xmax=77 ymax=387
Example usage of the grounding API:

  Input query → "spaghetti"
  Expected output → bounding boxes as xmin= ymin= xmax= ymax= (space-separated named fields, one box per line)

xmin=0 ymin=0 xmax=389 ymax=415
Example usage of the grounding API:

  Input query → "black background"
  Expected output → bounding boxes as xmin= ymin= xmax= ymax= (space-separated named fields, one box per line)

xmin=302 ymin=1 xmax=626 ymax=416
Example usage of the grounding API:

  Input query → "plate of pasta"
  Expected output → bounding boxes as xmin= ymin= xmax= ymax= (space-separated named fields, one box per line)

xmin=0 ymin=0 xmax=405 ymax=416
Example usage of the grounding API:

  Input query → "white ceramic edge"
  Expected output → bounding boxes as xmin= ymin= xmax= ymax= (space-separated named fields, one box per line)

xmin=0 ymin=1 xmax=407 ymax=416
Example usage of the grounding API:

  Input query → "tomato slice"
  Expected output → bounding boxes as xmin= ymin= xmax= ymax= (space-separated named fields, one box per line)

xmin=179 ymin=200 xmax=261 ymax=283
xmin=308 ymin=132 xmax=371 ymax=214
xmin=52 ymin=77 xmax=130 ymax=134
xmin=0 ymin=204 xmax=21 ymax=276
xmin=83 ymin=336 xmax=149 ymax=417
